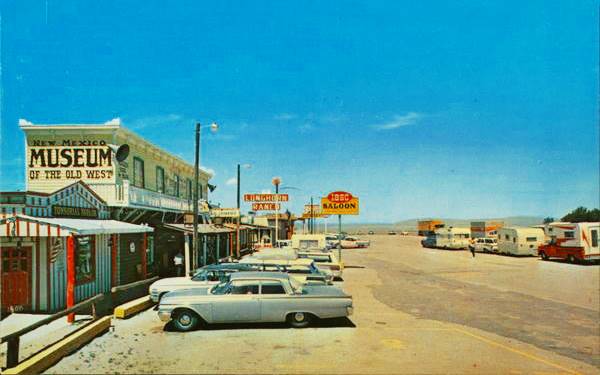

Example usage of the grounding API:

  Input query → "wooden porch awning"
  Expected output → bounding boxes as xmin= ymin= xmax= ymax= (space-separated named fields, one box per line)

xmin=163 ymin=223 xmax=235 ymax=234
xmin=0 ymin=214 xmax=154 ymax=238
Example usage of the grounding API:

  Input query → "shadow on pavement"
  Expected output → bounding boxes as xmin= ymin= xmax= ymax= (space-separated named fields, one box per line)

xmin=163 ymin=317 xmax=355 ymax=332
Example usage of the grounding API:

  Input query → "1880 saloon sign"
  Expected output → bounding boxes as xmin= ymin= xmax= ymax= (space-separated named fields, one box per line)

xmin=27 ymin=139 xmax=115 ymax=182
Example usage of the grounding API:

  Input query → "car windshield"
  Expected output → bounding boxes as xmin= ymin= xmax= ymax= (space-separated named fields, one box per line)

xmin=210 ymin=282 xmax=231 ymax=295
xmin=191 ymin=271 xmax=207 ymax=281
xmin=288 ymin=277 xmax=302 ymax=294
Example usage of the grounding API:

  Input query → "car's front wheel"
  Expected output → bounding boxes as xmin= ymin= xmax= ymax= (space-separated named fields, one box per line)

xmin=173 ymin=309 xmax=199 ymax=332
xmin=288 ymin=312 xmax=312 ymax=328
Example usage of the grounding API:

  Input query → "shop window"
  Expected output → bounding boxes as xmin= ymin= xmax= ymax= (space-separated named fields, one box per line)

xmin=592 ymin=230 xmax=598 ymax=247
xmin=76 ymin=236 xmax=96 ymax=284
xmin=133 ymin=157 xmax=145 ymax=188
xmin=564 ymin=231 xmax=575 ymax=239
xmin=156 ymin=166 xmax=165 ymax=193
xmin=526 ymin=237 xmax=537 ymax=242
xmin=146 ymin=237 xmax=155 ymax=266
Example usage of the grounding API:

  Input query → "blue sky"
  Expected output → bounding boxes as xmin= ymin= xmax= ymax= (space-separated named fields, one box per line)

xmin=1 ymin=1 xmax=598 ymax=223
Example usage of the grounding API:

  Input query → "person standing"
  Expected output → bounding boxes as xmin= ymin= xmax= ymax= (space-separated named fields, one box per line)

xmin=470 ymin=244 xmax=476 ymax=258
xmin=174 ymin=251 xmax=184 ymax=276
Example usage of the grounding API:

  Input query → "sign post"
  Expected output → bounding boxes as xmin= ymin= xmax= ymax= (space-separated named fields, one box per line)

xmin=321 ymin=191 xmax=360 ymax=262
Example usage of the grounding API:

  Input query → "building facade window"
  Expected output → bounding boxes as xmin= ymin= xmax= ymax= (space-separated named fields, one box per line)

xmin=133 ymin=157 xmax=145 ymax=188
xmin=147 ymin=236 xmax=155 ymax=266
xmin=76 ymin=236 xmax=96 ymax=284
xmin=156 ymin=166 xmax=165 ymax=193
xmin=174 ymin=175 xmax=180 ymax=197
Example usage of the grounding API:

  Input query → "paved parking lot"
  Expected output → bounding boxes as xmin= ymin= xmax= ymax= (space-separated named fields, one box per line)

xmin=47 ymin=235 xmax=599 ymax=374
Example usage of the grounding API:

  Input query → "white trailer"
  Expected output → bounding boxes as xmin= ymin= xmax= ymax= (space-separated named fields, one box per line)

xmin=538 ymin=222 xmax=600 ymax=263
xmin=432 ymin=227 xmax=471 ymax=250
xmin=497 ymin=227 xmax=545 ymax=256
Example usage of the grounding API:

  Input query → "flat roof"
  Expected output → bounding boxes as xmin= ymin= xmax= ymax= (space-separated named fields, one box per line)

xmin=0 ymin=214 xmax=153 ymax=236
xmin=164 ymin=223 xmax=234 ymax=234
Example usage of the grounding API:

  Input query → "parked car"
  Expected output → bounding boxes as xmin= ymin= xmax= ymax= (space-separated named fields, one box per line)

xmin=388 ymin=231 xmax=398 ymax=235
xmin=368 ymin=231 xmax=375 ymax=235
xmin=149 ymin=263 xmax=256 ymax=302
xmin=297 ymin=251 xmax=343 ymax=279
xmin=157 ymin=272 xmax=353 ymax=331
xmin=341 ymin=236 xmax=370 ymax=248
xmin=239 ymin=258 xmax=333 ymax=284
xmin=421 ymin=236 xmax=436 ymax=248
xmin=469 ymin=237 xmax=498 ymax=253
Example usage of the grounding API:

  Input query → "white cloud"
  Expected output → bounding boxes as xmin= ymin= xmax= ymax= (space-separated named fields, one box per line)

xmin=126 ymin=114 xmax=185 ymax=130
xmin=225 ymin=177 xmax=237 ymax=186
xmin=202 ymin=167 xmax=216 ymax=177
xmin=372 ymin=112 xmax=424 ymax=130
xmin=274 ymin=113 xmax=297 ymax=121
xmin=298 ymin=122 xmax=315 ymax=133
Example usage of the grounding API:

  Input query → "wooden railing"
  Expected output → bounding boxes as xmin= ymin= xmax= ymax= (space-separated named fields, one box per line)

xmin=1 ymin=294 xmax=105 ymax=368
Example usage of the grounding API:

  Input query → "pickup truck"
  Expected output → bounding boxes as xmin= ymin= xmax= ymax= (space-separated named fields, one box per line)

xmin=157 ymin=272 xmax=353 ymax=331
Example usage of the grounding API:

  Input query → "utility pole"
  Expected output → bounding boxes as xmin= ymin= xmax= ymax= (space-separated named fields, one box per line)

xmin=192 ymin=122 xmax=201 ymax=274
xmin=236 ymin=164 xmax=241 ymax=258
xmin=310 ymin=196 xmax=314 ymax=234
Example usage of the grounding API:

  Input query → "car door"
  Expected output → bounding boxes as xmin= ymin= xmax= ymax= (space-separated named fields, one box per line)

xmin=211 ymin=280 xmax=261 ymax=322
xmin=259 ymin=280 xmax=289 ymax=322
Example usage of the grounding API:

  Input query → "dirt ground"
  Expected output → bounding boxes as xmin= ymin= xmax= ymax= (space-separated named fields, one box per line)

xmin=45 ymin=235 xmax=599 ymax=374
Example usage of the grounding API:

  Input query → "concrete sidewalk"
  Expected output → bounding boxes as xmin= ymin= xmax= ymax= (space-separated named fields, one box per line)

xmin=1 ymin=313 xmax=92 ymax=367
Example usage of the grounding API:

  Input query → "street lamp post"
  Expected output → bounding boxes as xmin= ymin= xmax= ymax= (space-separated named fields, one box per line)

xmin=192 ymin=122 xmax=218 ymax=274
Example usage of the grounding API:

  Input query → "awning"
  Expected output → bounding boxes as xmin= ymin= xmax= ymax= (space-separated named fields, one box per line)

xmin=164 ymin=223 xmax=234 ymax=234
xmin=0 ymin=214 xmax=154 ymax=237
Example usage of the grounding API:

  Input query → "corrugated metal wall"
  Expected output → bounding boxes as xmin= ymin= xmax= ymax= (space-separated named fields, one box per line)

xmin=50 ymin=234 xmax=113 ymax=311
xmin=75 ymin=234 xmax=112 ymax=303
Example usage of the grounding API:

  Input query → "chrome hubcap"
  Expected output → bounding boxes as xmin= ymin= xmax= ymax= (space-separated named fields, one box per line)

xmin=294 ymin=312 xmax=305 ymax=321
xmin=179 ymin=314 xmax=191 ymax=326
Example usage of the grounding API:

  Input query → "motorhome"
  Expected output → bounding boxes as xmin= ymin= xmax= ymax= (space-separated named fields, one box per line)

xmin=291 ymin=234 xmax=327 ymax=250
xmin=424 ymin=227 xmax=470 ymax=250
xmin=497 ymin=227 xmax=545 ymax=256
xmin=538 ymin=222 xmax=600 ymax=263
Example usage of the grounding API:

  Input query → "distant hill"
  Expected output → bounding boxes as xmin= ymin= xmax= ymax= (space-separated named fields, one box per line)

xmin=334 ymin=216 xmax=545 ymax=234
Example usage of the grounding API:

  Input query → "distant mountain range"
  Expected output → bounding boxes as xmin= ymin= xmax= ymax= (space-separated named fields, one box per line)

xmin=336 ymin=216 xmax=545 ymax=233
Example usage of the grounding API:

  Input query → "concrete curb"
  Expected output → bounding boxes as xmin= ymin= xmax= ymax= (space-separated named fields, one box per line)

xmin=114 ymin=295 xmax=154 ymax=319
xmin=3 ymin=316 xmax=111 ymax=375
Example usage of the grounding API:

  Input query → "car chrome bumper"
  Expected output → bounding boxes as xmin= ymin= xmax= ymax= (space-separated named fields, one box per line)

xmin=157 ymin=309 xmax=173 ymax=322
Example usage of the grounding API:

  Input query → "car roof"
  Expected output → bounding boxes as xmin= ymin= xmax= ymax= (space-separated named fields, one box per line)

xmin=229 ymin=271 xmax=289 ymax=280
xmin=201 ymin=263 xmax=253 ymax=270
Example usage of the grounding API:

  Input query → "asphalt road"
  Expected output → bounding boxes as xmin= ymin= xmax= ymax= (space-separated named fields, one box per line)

xmin=46 ymin=235 xmax=599 ymax=374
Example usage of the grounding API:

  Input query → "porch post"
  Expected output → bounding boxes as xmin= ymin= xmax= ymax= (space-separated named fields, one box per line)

xmin=202 ymin=235 xmax=207 ymax=266
xmin=66 ymin=234 xmax=75 ymax=323
xmin=141 ymin=232 xmax=147 ymax=279
xmin=216 ymin=235 xmax=220 ymax=262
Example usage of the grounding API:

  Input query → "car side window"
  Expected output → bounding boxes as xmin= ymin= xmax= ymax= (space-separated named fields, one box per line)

xmin=206 ymin=271 xmax=221 ymax=282
xmin=261 ymin=282 xmax=286 ymax=294
xmin=230 ymin=281 xmax=259 ymax=295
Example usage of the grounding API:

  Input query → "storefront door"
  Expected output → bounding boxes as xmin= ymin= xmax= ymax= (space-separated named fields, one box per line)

xmin=1 ymin=246 xmax=32 ymax=310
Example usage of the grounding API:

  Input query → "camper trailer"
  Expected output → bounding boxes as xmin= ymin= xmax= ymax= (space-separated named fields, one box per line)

xmin=425 ymin=227 xmax=470 ymax=250
xmin=291 ymin=234 xmax=328 ymax=250
xmin=538 ymin=222 xmax=600 ymax=263
xmin=497 ymin=227 xmax=545 ymax=256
